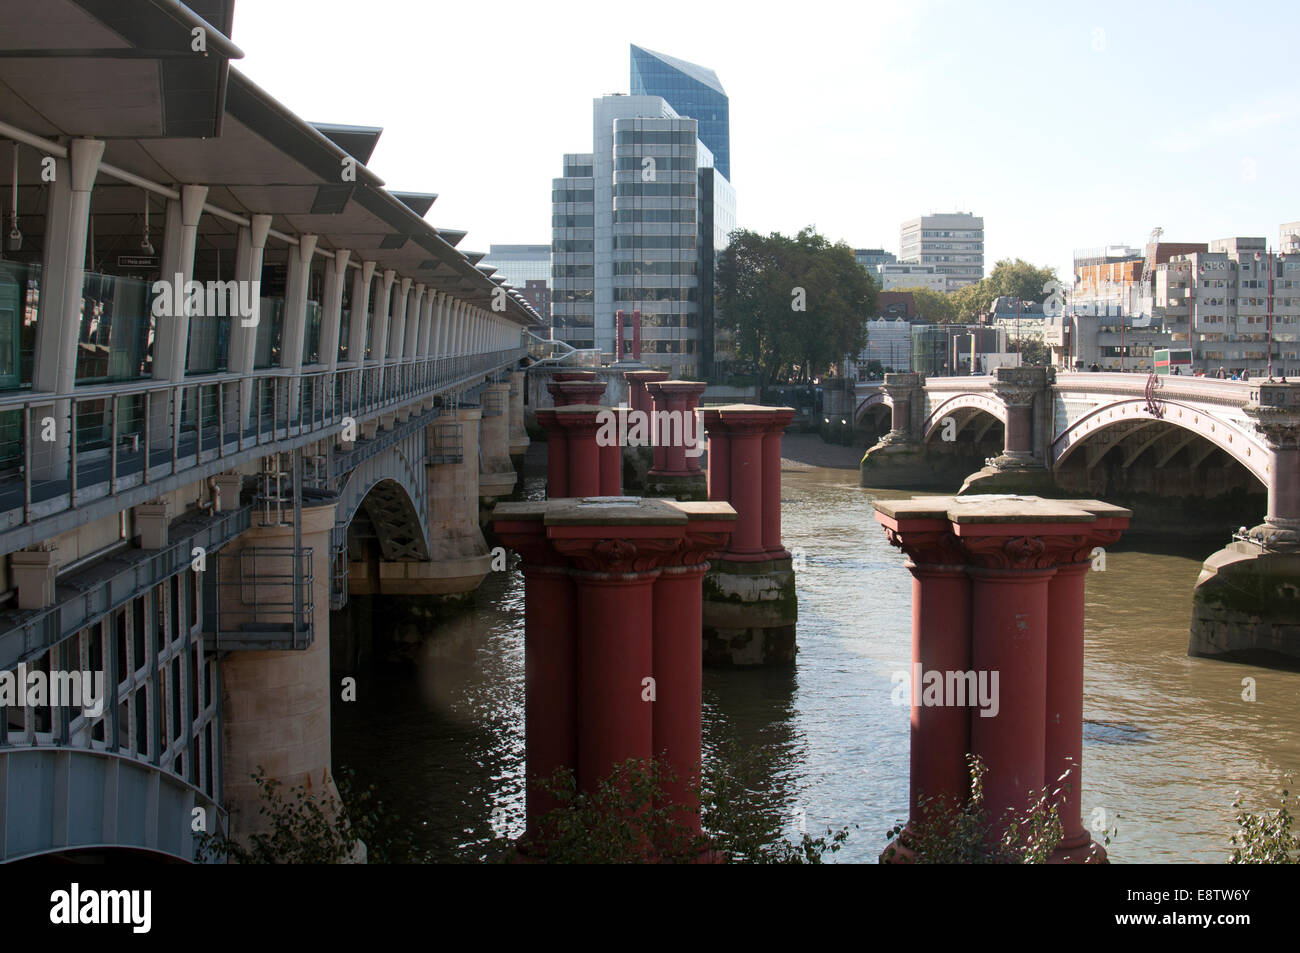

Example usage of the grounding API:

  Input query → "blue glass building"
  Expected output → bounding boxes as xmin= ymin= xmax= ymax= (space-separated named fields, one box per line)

xmin=630 ymin=45 xmax=730 ymax=181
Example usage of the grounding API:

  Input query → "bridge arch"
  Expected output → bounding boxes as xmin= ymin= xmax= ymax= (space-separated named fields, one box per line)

xmin=922 ymin=392 xmax=1008 ymax=442
xmin=854 ymin=388 xmax=891 ymax=426
xmin=1051 ymin=399 xmax=1270 ymax=486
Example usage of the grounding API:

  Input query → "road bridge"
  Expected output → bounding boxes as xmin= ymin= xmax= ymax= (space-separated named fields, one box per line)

xmin=857 ymin=368 xmax=1300 ymax=664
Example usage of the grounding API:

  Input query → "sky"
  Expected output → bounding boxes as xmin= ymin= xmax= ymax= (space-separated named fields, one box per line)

xmin=228 ymin=0 xmax=1300 ymax=282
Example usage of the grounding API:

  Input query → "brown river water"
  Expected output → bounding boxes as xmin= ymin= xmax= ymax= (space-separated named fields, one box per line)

xmin=332 ymin=434 xmax=1300 ymax=863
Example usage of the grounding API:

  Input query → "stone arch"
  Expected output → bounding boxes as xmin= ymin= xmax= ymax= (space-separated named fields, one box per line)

xmin=854 ymin=388 xmax=891 ymax=426
xmin=1051 ymin=399 xmax=1270 ymax=487
xmin=922 ymin=393 xmax=1008 ymax=442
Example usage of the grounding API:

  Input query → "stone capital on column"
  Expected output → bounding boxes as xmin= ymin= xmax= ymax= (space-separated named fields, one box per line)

xmin=549 ymin=379 xmax=606 ymax=407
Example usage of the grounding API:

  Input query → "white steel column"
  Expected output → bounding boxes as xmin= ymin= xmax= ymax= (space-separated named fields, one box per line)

xmin=407 ymin=283 xmax=427 ymax=358
xmin=347 ymin=260 xmax=375 ymax=365
xmin=389 ymin=277 xmax=411 ymax=362
xmin=154 ymin=184 xmax=208 ymax=383
xmin=321 ymin=248 xmax=351 ymax=372
xmin=370 ymin=268 xmax=395 ymax=394
xmin=229 ymin=213 xmax=271 ymax=429
xmin=282 ymin=233 xmax=319 ymax=417
xmin=31 ymin=138 xmax=104 ymax=478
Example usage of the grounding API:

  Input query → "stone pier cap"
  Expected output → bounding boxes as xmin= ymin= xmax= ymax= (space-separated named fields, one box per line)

xmin=493 ymin=497 xmax=736 ymax=558
xmin=873 ymin=495 xmax=1132 ymax=553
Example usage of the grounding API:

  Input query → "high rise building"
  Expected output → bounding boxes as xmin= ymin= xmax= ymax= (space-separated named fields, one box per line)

xmin=900 ymin=212 xmax=984 ymax=291
xmin=630 ymin=45 xmax=730 ymax=180
xmin=481 ymin=243 xmax=551 ymax=320
xmin=551 ymin=93 xmax=735 ymax=378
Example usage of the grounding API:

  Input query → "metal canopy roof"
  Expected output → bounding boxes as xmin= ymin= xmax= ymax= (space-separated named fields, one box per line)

xmin=0 ymin=0 xmax=541 ymax=326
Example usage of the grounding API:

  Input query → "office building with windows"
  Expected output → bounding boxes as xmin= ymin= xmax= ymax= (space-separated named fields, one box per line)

xmin=481 ymin=244 xmax=551 ymax=320
xmin=551 ymin=93 xmax=735 ymax=378
xmin=630 ymin=45 xmax=730 ymax=181
xmin=900 ymin=212 xmax=984 ymax=291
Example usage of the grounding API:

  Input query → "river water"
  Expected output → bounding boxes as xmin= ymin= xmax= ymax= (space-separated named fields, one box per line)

xmin=332 ymin=436 xmax=1300 ymax=863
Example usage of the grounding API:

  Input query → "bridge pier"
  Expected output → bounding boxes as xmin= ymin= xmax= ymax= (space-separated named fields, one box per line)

xmin=699 ymin=405 xmax=799 ymax=666
xmin=622 ymin=369 xmax=670 ymax=493
xmin=644 ymin=380 xmax=707 ymax=501
xmin=491 ymin=497 xmax=735 ymax=848
xmin=1191 ymin=381 xmax=1300 ymax=663
xmin=959 ymin=367 xmax=1057 ymax=496
xmin=860 ymin=373 xmax=955 ymax=488
xmin=874 ymin=495 xmax=1130 ymax=863
xmin=479 ymin=378 xmax=519 ymax=510
xmin=508 ymin=369 xmax=530 ymax=470
xmin=219 ymin=497 xmax=354 ymax=850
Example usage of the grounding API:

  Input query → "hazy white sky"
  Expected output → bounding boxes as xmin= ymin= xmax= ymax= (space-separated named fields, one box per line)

xmin=229 ymin=0 xmax=1299 ymax=280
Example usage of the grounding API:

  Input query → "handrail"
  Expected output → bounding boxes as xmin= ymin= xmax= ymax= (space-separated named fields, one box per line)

xmin=0 ymin=346 xmax=527 ymax=534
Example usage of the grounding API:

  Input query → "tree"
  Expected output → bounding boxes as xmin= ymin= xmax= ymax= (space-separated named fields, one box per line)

xmin=716 ymin=226 xmax=876 ymax=386
xmin=984 ymin=258 xmax=1059 ymax=304
xmin=891 ymin=286 xmax=956 ymax=324
xmin=948 ymin=259 xmax=1060 ymax=323
xmin=1008 ymin=337 xmax=1051 ymax=366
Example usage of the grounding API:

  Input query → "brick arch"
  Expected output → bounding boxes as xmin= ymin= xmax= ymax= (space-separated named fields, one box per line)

xmin=1051 ymin=399 xmax=1270 ymax=486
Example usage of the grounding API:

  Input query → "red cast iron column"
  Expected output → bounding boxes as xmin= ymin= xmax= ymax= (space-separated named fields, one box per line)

xmin=535 ymin=408 xmax=568 ymax=499
xmin=761 ymin=408 xmax=796 ymax=558
xmin=651 ymin=504 xmax=735 ymax=832
xmin=491 ymin=503 xmax=578 ymax=839
xmin=556 ymin=405 xmax=603 ymax=497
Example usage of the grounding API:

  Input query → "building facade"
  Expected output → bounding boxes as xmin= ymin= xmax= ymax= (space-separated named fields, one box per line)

xmin=552 ymin=94 xmax=735 ymax=378
xmin=1155 ymin=236 xmax=1300 ymax=377
xmin=630 ymin=45 xmax=730 ymax=181
xmin=855 ymin=247 xmax=897 ymax=276
xmin=481 ymin=244 xmax=551 ymax=321
xmin=878 ymin=262 xmax=947 ymax=292
xmin=899 ymin=212 xmax=984 ymax=291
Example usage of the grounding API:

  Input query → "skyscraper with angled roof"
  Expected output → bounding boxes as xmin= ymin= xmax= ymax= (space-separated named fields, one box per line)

xmin=630 ymin=45 xmax=730 ymax=180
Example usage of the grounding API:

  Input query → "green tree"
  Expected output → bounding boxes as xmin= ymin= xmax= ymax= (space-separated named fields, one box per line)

xmin=1008 ymin=337 xmax=1051 ymax=366
xmin=984 ymin=258 xmax=1059 ymax=304
xmin=717 ymin=226 xmax=876 ymax=386
xmin=892 ymin=286 xmax=956 ymax=324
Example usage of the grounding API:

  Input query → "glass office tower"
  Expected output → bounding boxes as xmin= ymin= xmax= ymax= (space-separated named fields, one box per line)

xmin=630 ymin=45 xmax=730 ymax=181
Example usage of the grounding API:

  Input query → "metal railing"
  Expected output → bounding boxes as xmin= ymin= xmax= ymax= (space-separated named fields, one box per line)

xmin=0 ymin=346 xmax=526 ymax=534
xmin=524 ymin=331 xmax=601 ymax=367
xmin=202 ymin=546 xmax=315 ymax=652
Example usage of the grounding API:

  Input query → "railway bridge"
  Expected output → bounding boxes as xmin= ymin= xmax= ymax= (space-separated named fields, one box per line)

xmin=0 ymin=0 xmax=539 ymax=862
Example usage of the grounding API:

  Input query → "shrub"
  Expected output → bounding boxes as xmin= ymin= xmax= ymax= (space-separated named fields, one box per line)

xmin=883 ymin=755 xmax=1065 ymax=864
xmin=1229 ymin=778 xmax=1299 ymax=863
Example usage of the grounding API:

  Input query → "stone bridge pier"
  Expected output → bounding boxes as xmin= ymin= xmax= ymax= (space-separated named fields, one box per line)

xmin=479 ymin=377 xmax=519 ymax=513
xmin=859 ymin=368 xmax=1053 ymax=493
xmin=219 ymin=496 xmax=346 ymax=844
xmin=1191 ymin=381 xmax=1300 ymax=662
xmin=508 ymin=369 xmax=531 ymax=469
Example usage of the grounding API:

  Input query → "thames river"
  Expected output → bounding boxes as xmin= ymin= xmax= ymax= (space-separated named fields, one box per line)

xmin=333 ymin=435 xmax=1300 ymax=862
